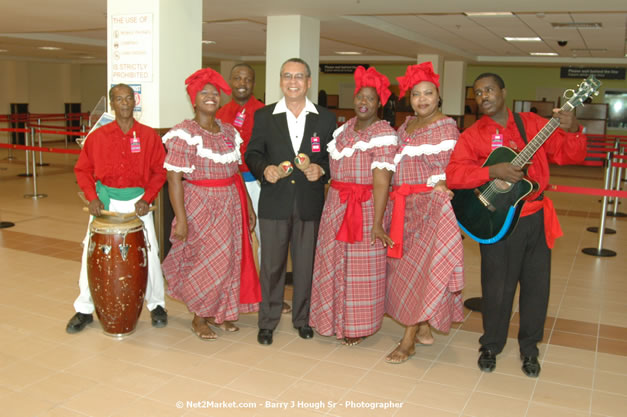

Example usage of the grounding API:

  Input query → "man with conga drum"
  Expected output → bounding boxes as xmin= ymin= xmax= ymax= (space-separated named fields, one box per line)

xmin=66 ymin=83 xmax=168 ymax=334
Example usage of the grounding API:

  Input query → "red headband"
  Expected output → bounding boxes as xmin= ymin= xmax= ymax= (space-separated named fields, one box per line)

xmin=353 ymin=66 xmax=392 ymax=106
xmin=185 ymin=68 xmax=232 ymax=106
xmin=397 ymin=62 xmax=440 ymax=98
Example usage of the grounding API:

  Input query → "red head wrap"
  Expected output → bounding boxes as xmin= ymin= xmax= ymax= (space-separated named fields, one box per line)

xmin=185 ymin=68 xmax=232 ymax=106
xmin=353 ymin=66 xmax=392 ymax=106
xmin=397 ymin=62 xmax=440 ymax=98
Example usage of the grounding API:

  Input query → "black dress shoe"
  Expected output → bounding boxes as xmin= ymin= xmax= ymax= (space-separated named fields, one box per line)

xmin=477 ymin=348 xmax=497 ymax=372
xmin=66 ymin=312 xmax=93 ymax=334
xmin=297 ymin=325 xmax=314 ymax=339
xmin=521 ymin=355 xmax=541 ymax=377
xmin=257 ymin=329 xmax=273 ymax=345
xmin=150 ymin=306 xmax=168 ymax=328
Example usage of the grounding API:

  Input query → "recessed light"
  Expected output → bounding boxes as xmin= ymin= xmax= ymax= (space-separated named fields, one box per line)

xmin=38 ymin=46 xmax=62 ymax=51
xmin=551 ymin=22 xmax=602 ymax=29
xmin=0 ymin=49 xmax=7 ymax=53
xmin=505 ymin=37 xmax=542 ymax=42
xmin=570 ymin=48 xmax=608 ymax=53
xmin=530 ymin=52 xmax=558 ymax=56
xmin=464 ymin=12 xmax=513 ymax=17
xmin=335 ymin=51 xmax=362 ymax=55
xmin=202 ymin=40 xmax=216 ymax=45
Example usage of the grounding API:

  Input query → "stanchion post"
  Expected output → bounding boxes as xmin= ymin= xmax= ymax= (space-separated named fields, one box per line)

xmin=582 ymin=152 xmax=616 ymax=257
xmin=18 ymin=129 xmax=32 ymax=177
xmin=610 ymin=145 xmax=625 ymax=217
xmin=36 ymin=118 xmax=49 ymax=167
xmin=24 ymin=132 xmax=47 ymax=200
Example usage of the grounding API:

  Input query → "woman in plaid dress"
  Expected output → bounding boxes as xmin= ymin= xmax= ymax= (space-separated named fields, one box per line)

xmin=162 ymin=68 xmax=260 ymax=340
xmin=309 ymin=66 xmax=397 ymax=346
xmin=385 ymin=63 xmax=464 ymax=363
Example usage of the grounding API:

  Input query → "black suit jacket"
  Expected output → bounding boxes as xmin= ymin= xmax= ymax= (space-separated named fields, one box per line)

xmin=245 ymin=102 xmax=336 ymax=221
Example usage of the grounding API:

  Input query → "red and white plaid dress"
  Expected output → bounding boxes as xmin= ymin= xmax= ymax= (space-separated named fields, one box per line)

xmin=162 ymin=119 xmax=258 ymax=322
xmin=309 ymin=118 xmax=397 ymax=339
xmin=386 ymin=116 xmax=464 ymax=332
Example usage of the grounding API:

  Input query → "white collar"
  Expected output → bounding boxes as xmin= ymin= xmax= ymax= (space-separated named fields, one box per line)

xmin=273 ymin=97 xmax=318 ymax=116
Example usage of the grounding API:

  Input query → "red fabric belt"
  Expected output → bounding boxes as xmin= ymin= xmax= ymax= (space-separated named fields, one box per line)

xmin=330 ymin=180 xmax=373 ymax=243
xmin=187 ymin=175 xmax=261 ymax=303
xmin=520 ymin=197 xmax=562 ymax=249
xmin=387 ymin=183 xmax=432 ymax=259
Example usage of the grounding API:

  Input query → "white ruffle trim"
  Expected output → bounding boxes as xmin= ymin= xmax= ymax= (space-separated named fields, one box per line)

xmin=164 ymin=162 xmax=195 ymax=173
xmin=371 ymin=161 xmax=396 ymax=172
xmin=426 ymin=173 xmax=446 ymax=187
xmin=162 ymin=128 xmax=241 ymax=165
xmin=393 ymin=139 xmax=456 ymax=165
xmin=332 ymin=123 xmax=346 ymax=139
xmin=328 ymin=135 xmax=398 ymax=160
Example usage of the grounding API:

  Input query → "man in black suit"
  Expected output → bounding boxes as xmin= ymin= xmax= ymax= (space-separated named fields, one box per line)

xmin=245 ymin=58 xmax=336 ymax=345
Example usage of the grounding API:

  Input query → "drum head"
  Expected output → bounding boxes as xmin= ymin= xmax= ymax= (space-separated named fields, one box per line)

xmin=90 ymin=215 xmax=144 ymax=234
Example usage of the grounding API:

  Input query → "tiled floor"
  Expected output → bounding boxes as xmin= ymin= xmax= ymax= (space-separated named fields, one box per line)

xmin=1 ymin=147 xmax=626 ymax=417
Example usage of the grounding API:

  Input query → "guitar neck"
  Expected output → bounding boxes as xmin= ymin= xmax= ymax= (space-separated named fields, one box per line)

xmin=511 ymin=101 xmax=574 ymax=168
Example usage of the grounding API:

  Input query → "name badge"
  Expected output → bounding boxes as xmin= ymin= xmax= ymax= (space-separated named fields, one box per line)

xmin=491 ymin=133 xmax=503 ymax=150
xmin=130 ymin=132 xmax=141 ymax=153
xmin=233 ymin=109 xmax=245 ymax=128
xmin=311 ymin=134 xmax=320 ymax=153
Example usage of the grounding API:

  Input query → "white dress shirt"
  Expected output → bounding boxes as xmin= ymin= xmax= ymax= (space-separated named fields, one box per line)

xmin=273 ymin=97 xmax=319 ymax=154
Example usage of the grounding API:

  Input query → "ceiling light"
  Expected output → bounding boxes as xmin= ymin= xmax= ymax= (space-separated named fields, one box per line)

xmin=570 ymin=48 xmax=607 ymax=53
xmin=530 ymin=52 xmax=558 ymax=56
xmin=335 ymin=51 xmax=362 ymax=55
xmin=202 ymin=40 xmax=216 ymax=45
xmin=464 ymin=12 xmax=513 ymax=17
xmin=38 ymin=46 xmax=61 ymax=51
xmin=551 ymin=22 xmax=602 ymax=29
xmin=0 ymin=49 xmax=7 ymax=53
xmin=505 ymin=37 xmax=542 ymax=42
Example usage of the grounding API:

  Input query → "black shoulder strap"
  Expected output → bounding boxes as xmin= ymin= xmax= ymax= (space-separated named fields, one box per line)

xmin=513 ymin=112 xmax=528 ymax=144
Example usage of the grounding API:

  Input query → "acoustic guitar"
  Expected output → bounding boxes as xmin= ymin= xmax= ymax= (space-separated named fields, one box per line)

xmin=451 ymin=75 xmax=601 ymax=244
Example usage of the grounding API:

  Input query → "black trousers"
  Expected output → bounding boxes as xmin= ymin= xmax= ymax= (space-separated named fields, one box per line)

xmin=479 ymin=210 xmax=550 ymax=357
xmin=257 ymin=204 xmax=320 ymax=330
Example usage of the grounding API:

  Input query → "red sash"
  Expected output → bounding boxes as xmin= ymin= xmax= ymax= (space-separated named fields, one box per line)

xmin=387 ymin=183 xmax=432 ymax=259
xmin=187 ymin=175 xmax=261 ymax=303
xmin=330 ymin=180 xmax=373 ymax=243
xmin=520 ymin=197 xmax=562 ymax=249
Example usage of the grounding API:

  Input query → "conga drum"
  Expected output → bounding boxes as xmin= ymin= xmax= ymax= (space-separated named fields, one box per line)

xmin=87 ymin=215 xmax=148 ymax=338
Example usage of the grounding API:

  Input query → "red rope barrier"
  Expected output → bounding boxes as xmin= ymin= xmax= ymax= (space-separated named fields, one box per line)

xmin=0 ymin=128 xmax=30 ymax=133
xmin=547 ymin=184 xmax=627 ymax=198
xmin=0 ymin=143 xmax=81 ymax=155
xmin=35 ymin=129 xmax=86 ymax=137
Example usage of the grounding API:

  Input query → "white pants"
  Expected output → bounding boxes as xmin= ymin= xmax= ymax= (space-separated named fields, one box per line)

xmin=245 ymin=178 xmax=261 ymax=262
xmin=73 ymin=195 xmax=166 ymax=314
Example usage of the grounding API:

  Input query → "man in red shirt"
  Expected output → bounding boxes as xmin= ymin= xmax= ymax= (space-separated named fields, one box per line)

xmin=216 ymin=63 xmax=291 ymax=314
xmin=66 ymin=83 xmax=168 ymax=333
xmin=446 ymin=73 xmax=587 ymax=377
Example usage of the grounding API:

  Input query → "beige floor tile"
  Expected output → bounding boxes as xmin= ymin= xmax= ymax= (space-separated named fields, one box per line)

xmin=29 ymin=344 xmax=98 ymax=371
xmin=62 ymin=384 xmax=142 ymax=417
xmin=147 ymin=375 xmax=221 ymax=406
xmin=1 ymin=391 xmax=55 ymax=417
xmin=532 ymin=380 xmax=592 ymax=412
xmin=596 ymin=352 xmax=627 ymax=374
xmin=593 ymin=370 xmax=627 ymax=396
xmin=101 ymin=363 xmax=173 ymax=396
xmin=323 ymin=344 xmax=386 ymax=369
xmin=394 ymin=402 xmax=457 ymax=417
xmin=405 ymin=381 xmax=472 ymax=414
xmin=540 ymin=361 xmax=594 ymax=388
xmin=189 ymin=388 xmax=267 ymax=417
xmin=277 ymin=379 xmax=347 ymax=405
xmin=210 ymin=341 xmax=274 ymax=367
xmin=110 ymin=397 xmax=187 ymax=417
xmin=22 ymin=372 xmax=95 ymax=403
xmin=526 ymin=402 xmax=591 ymax=417
xmin=591 ymin=390 xmax=627 ymax=417
xmin=475 ymin=372 xmax=536 ymax=401
xmin=0 ymin=361 xmax=57 ymax=390
xmin=37 ymin=406 xmax=92 ymax=417
xmin=180 ymin=357 xmax=250 ymax=386
xmin=279 ymin=336 xmax=339 ymax=360
xmin=422 ymin=362 xmax=482 ymax=390
xmin=302 ymin=361 xmax=368 ymax=388
xmin=137 ymin=347 xmax=207 ymax=375
xmin=227 ymin=368 xmax=297 ymax=398
xmin=438 ymin=344 xmax=482 ymax=368
xmin=65 ymin=354 xmax=133 ymax=383
xmin=542 ymin=344 xmax=596 ymax=369
xmin=370 ymin=355 xmax=432 ymax=379
xmin=448 ymin=330 xmax=481 ymax=349
xmin=254 ymin=350 xmax=320 ymax=378
xmin=351 ymin=370 xmax=417 ymax=401
xmin=462 ymin=391 xmax=529 ymax=417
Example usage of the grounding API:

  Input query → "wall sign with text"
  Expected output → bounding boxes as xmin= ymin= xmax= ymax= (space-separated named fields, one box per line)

xmin=560 ymin=67 xmax=625 ymax=80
